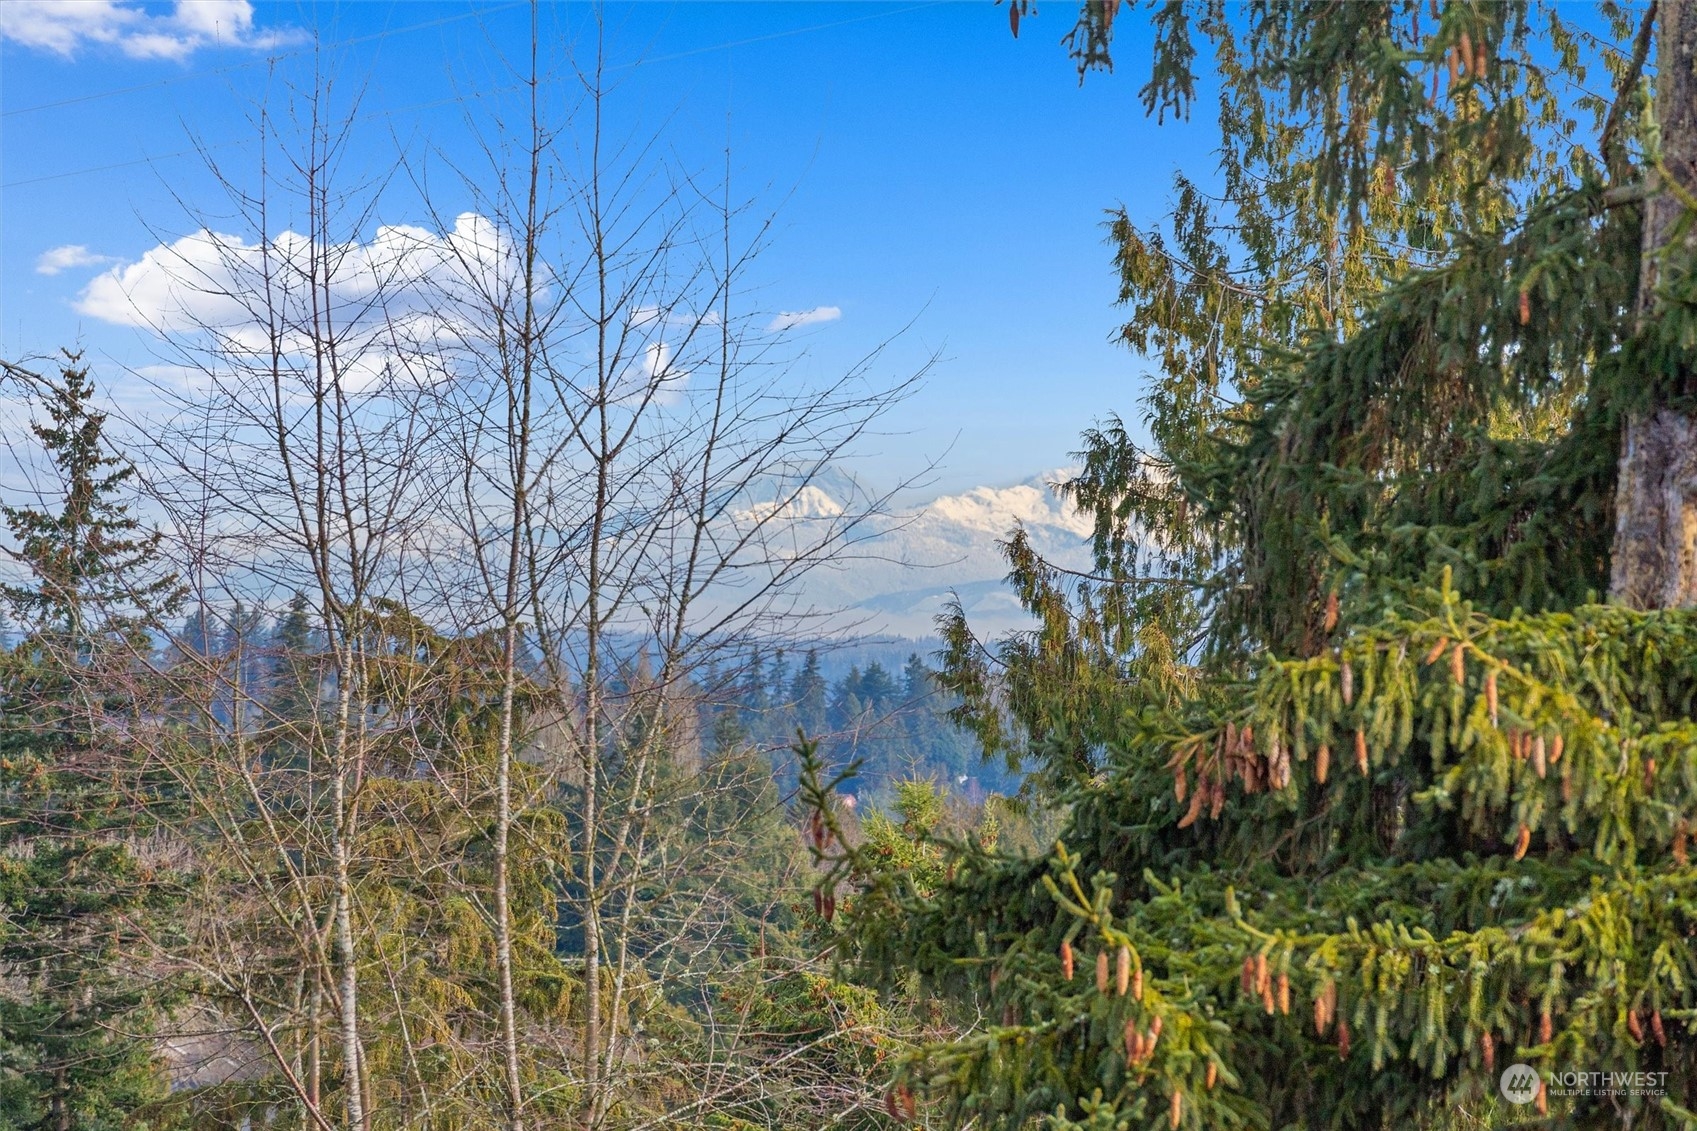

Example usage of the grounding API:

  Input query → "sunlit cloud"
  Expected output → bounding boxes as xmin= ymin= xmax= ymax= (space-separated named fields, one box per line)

xmin=35 ymin=244 xmax=117 ymax=276
xmin=0 ymin=0 xmax=301 ymax=61
xmin=77 ymin=213 xmax=527 ymax=391
xmin=766 ymin=305 xmax=841 ymax=332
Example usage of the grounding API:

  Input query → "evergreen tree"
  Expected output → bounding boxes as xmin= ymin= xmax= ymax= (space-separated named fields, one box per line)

xmin=830 ymin=666 xmax=866 ymax=734
xmin=0 ymin=353 xmax=185 ymax=1129
xmin=175 ymin=606 xmax=212 ymax=660
xmin=790 ymin=650 xmax=828 ymax=738
xmin=266 ymin=590 xmax=316 ymax=719
xmin=858 ymin=662 xmax=898 ymax=714
xmin=220 ymin=601 xmax=264 ymax=695
xmin=820 ymin=5 xmax=1697 ymax=1129
xmin=900 ymin=653 xmax=931 ymax=708
xmin=767 ymin=649 xmax=791 ymax=712
xmin=901 ymin=653 xmax=975 ymax=783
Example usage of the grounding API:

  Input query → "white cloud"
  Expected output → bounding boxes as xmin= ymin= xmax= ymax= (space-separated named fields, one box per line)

xmin=0 ymin=0 xmax=299 ymax=61
xmin=629 ymin=304 xmax=720 ymax=330
xmin=641 ymin=340 xmax=680 ymax=382
xmin=35 ymin=244 xmax=116 ymax=275
xmin=77 ymin=213 xmax=528 ymax=390
xmin=766 ymin=305 xmax=841 ymax=332
xmin=77 ymin=215 xmax=717 ymax=410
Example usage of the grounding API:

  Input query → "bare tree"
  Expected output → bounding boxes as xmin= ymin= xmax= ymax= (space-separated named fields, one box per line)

xmin=84 ymin=13 xmax=928 ymax=1130
xmin=404 ymin=13 xmax=929 ymax=1126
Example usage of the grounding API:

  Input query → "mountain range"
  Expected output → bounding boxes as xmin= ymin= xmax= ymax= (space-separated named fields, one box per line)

xmin=788 ymin=469 xmax=1098 ymax=639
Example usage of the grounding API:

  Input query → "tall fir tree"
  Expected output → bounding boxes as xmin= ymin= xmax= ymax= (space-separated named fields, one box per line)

xmin=820 ymin=4 xmax=1697 ymax=1129
xmin=790 ymin=650 xmax=829 ymax=738
xmin=0 ymin=353 xmax=185 ymax=1129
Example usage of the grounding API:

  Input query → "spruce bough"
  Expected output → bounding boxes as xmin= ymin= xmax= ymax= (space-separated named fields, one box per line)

xmin=809 ymin=3 xmax=1697 ymax=1127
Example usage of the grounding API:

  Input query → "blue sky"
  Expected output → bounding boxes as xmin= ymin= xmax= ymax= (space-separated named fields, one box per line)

xmin=1 ymin=1 xmax=1213 ymax=494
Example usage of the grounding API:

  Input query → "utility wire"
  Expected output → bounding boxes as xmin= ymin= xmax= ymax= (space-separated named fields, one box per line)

xmin=2 ymin=2 xmax=532 ymax=118
xmin=2 ymin=2 xmax=946 ymax=191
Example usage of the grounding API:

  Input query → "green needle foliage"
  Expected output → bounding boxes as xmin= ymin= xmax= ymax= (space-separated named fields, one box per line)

xmin=823 ymin=4 xmax=1697 ymax=1128
xmin=0 ymin=354 xmax=186 ymax=1130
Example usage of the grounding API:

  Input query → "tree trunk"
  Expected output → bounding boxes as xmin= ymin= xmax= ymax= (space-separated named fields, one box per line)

xmin=330 ymin=635 xmax=367 ymax=1131
xmin=1611 ymin=0 xmax=1697 ymax=609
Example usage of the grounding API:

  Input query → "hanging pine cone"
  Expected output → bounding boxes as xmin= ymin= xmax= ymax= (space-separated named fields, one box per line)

xmin=1116 ymin=945 xmax=1131 ymax=996
xmin=1060 ymin=939 xmax=1074 ymax=981
xmin=1178 ymin=778 xmax=1206 ymax=828
xmin=1096 ymin=951 xmax=1110 ymax=994
xmin=1316 ymin=743 xmax=1331 ymax=784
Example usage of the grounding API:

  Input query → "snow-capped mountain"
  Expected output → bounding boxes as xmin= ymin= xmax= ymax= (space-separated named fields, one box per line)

xmin=793 ymin=469 xmax=1099 ymax=638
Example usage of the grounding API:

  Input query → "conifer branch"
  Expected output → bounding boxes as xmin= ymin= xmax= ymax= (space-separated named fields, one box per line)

xmin=1600 ymin=0 xmax=1658 ymax=171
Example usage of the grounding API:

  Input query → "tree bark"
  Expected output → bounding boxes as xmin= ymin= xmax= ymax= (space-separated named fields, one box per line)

xmin=1611 ymin=0 xmax=1697 ymax=609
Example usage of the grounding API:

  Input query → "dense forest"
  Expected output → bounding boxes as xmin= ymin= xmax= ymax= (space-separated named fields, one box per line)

xmin=701 ymin=647 xmax=1019 ymax=798
xmin=4 ymin=1 xmax=1697 ymax=1129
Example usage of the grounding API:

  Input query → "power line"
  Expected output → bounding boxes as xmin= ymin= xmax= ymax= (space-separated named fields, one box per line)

xmin=1 ymin=3 xmax=533 ymax=118
xmin=2 ymin=3 xmax=947 ymax=192
xmin=622 ymin=3 xmax=947 ymax=69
